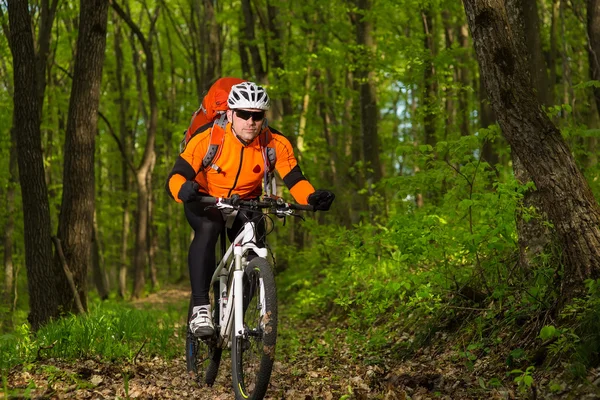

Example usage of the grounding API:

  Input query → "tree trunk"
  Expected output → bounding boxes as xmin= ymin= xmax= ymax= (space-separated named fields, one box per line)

xmin=457 ymin=23 xmax=471 ymax=137
xmin=296 ymin=28 xmax=316 ymax=154
xmin=91 ymin=210 xmax=109 ymax=300
xmin=588 ymin=0 xmax=600 ymax=120
xmin=7 ymin=0 xmax=59 ymax=331
xmin=162 ymin=23 xmax=178 ymax=281
xmin=190 ymin=0 xmax=204 ymax=99
xmin=55 ymin=0 xmax=109 ymax=313
xmin=238 ymin=34 xmax=251 ymax=79
xmin=317 ymin=77 xmax=347 ymax=225
xmin=241 ymin=0 xmax=266 ymax=82
xmin=352 ymin=0 xmax=383 ymax=217
xmin=264 ymin=2 xmax=294 ymax=132
xmin=347 ymin=70 xmax=367 ymax=220
xmin=422 ymin=9 xmax=437 ymax=149
xmin=35 ymin=0 xmax=59 ymax=113
xmin=421 ymin=7 xmax=440 ymax=204
xmin=184 ymin=0 xmax=221 ymax=95
xmin=479 ymin=71 xmax=499 ymax=167
xmin=559 ymin=0 xmax=574 ymax=121
xmin=111 ymin=1 xmax=159 ymax=299
xmin=518 ymin=0 xmax=551 ymax=105
xmin=148 ymin=154 xmax=159 ymax=291
xmin=204 ymin=0 xmax=221 ymax=82
xmin=549 ymin=0 xmax=559 ymax=107
xmin=442 ymin=10 xmax=457 ymax=141
xmin=112 ymin=13 xmax=132 ymax=299
xmin=505 ymin=0 xmax=555 ymax=270
xmin=2 ymin=127 xmax=18 ymax=332
xmin=133 ymin=172 xmax=149 ymax=297
xmin=463 ymin=0 xmax=600 ymax=301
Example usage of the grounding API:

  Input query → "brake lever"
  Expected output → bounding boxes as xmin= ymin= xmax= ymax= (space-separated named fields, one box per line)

xmin=215 ymin=198 xmax=235 ymax=210
xmin=275 ymin=208 xmax=294 ymax=217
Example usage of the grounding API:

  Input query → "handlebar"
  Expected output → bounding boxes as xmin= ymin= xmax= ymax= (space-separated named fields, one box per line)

xmin=196 ymin=195 xmax=315 ymax=212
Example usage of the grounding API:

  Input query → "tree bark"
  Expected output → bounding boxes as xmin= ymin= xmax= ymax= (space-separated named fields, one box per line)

xmin=588 ymin=0 xmax=600 ymax=120
xmin=190 ymin=0 xmax=204 ymax=99
xmin=204 ymin=0 xmax=221 ymax=83
xmin=35 ymin=0 xmax=59 ymax=113
xmin=547 ymin=0 xmax=559 ymax=108
xmin=352 ymin=0 xmax=383 ymax=216
xmin=344 ymin=69 xmax=368 ymax=219
xmin=509 ymin=0 xmax=551 ymax=105
xmin=463 ymin=0 xmax=600 ymax=301
xmin=7 ymin=0 xmax=59 ymax=331
xmin=55 ymin=0 xmax=109 ymax=313
xmin=2 ymin=127 xmax=17 ymax=332
xmin=0 ymin=22 xmax=16 ymax=328
xmin=505 ymin=0 xmax=555 ymax=271
xmin=241 ymin=0 xmax=266 ymax=82
xmin=559 ymin=0 xmax=574 ymax=120
xmin=52 ymin=237 xmax=85 ymax=314
xmin=479 ymin=71 xmax=500 ymax=167
xmin=91 ymin=210 xmax=109 ymax=300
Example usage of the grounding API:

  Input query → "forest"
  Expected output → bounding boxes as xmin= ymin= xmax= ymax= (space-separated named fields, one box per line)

xmin=2 ymin=0 xmax=600 ymax=398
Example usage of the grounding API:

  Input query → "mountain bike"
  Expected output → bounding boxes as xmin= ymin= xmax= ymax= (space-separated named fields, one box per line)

xmin=185 ymin=195 xmax=313 ymax=400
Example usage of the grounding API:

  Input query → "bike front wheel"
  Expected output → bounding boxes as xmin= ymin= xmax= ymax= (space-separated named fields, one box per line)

xmin=231 ymin=257 xmax=278 ymax=400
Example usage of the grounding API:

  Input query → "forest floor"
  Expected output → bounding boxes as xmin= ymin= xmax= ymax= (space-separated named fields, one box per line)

xmin=5 ymin=287 xmax=600 ymax=399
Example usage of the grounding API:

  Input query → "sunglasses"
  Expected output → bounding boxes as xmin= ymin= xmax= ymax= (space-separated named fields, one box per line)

xmin=234 ymin=110 xmax=265 ymax=121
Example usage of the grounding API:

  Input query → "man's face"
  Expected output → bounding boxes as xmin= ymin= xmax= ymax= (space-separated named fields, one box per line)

xmin=228 ymin=108 xmax=266 ymax=142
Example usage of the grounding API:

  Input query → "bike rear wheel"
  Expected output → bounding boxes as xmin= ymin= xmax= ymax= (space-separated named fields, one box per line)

xmin=185 ymin=297 xmax=222 ymax=386
xmin=231 ymin=257 xmax=278 ymax=400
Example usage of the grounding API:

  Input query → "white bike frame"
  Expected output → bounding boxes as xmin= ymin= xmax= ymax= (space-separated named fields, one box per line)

xmin=209 ymin=219 xmax=268 ymax=347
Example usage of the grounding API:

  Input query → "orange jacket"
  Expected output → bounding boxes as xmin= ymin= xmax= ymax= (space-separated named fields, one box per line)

xmin=166 ymin=122 xmax=315 ymax=204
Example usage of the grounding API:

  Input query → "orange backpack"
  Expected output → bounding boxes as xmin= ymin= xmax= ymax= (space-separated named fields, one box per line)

xmin=180 ymin=77 xmax=246 ymax=152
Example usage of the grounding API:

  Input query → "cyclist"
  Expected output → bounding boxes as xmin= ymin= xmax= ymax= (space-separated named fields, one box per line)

xmin=166 ymin=81 xmax=335 ymax=337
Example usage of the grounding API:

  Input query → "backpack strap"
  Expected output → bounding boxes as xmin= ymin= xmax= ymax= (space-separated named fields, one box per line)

xmin=259 ymin=125 xmax=277 ymax=196
xmin=258 ymin=120 xmax=276 ymax=172
xmin=201 ymin=113 xmax=228 ymax=173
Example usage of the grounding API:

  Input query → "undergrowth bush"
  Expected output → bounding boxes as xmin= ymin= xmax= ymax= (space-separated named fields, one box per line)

xmin=276 ymin=133 xmax=566 ymax=367
xmin=275 ymin=131 xmax=600 ymax=393
xmin=0 ymin=299 xmax=186 ymax=372
xmin=539 ymin=279 xmax=600 ymax=376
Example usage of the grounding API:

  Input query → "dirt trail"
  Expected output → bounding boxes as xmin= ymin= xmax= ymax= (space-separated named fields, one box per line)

xmin=7 ymin=287 xmax=594 ymax=399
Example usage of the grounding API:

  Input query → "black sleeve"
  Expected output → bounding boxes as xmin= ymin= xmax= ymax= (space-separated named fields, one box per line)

xmin=282 ymin=165 xmax=308 ymax=189
xmin=165 ymin=156 xmax=197 ymax=199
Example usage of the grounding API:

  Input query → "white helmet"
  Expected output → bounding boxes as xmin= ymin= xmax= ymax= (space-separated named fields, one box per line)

xmin=228 ymin=82 xmax=270 ymax=110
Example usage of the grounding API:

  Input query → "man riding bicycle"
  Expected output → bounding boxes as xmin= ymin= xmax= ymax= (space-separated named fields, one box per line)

xmin=166 ymin=81 xmax=335 ymax=337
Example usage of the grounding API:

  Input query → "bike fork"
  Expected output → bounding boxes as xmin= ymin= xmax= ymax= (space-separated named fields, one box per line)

xmin=233 ymin=245 xmax=245 ymax=339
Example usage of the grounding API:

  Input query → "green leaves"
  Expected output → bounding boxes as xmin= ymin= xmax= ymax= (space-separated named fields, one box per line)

xmin=539 ymin=325 xmax=558 ymax=341
xmin=510 ymin=366 xmax=535 ymax=392
xmin=572 ymin=80 xmax=600 ymax=89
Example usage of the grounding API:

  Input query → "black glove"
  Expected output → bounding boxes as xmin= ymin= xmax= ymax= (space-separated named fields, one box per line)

xmin=307 ymin=189 xmax=335 ymax=211
xmin=178 ymin=181 xmax=199 ymax=203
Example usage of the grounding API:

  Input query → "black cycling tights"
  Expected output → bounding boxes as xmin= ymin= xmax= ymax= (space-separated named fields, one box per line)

xmin=184 ymin=201 xmax=266 ymax=307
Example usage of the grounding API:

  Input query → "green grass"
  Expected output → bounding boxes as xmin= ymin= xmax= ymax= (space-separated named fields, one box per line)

xmin=0 ymin=298 xmax=188 ymax=372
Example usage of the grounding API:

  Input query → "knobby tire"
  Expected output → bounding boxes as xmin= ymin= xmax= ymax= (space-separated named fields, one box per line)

xmin=231 ymin=257 xmax=278 ymax=400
